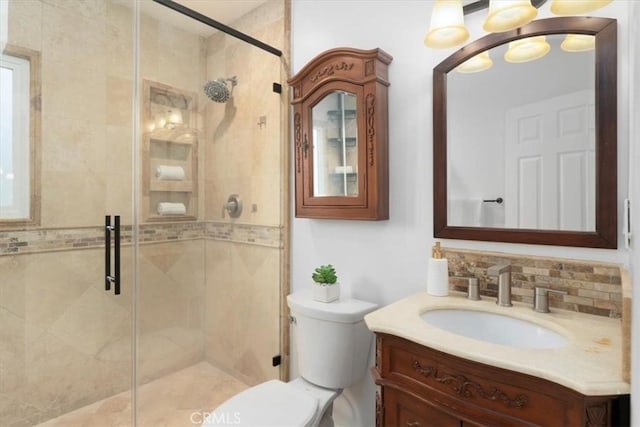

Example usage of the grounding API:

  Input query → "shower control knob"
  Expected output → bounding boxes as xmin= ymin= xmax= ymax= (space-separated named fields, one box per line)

xmin=223 ymin=194 xmax=242 ymax=218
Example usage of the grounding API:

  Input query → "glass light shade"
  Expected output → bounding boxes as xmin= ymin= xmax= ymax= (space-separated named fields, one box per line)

xmin=561 ymin=34 xmax=595 ymax=52
xmin=456 ymin=51 xmax=493 ymax=73
xmin=483 ymin=0 xmax=538 ymax=33
xmin=550 ymin=0 xmax=613 ymax=15
xmin=424 ymin=0 xmax=469 ymax=49
xmin=504 ymin=36 xmax=551 ymax=63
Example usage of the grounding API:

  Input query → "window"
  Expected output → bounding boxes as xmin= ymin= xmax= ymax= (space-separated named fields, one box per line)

xmin=0 ymin=45 xmax=40 ymax=226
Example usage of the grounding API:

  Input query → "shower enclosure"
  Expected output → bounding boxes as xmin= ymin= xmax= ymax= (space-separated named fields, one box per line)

xmin=0 ymin=0 xmax=287 ymax=425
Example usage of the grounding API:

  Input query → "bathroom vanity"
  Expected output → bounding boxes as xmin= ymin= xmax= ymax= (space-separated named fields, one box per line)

xmin=365 ymin=293 xmax=630 ymax=427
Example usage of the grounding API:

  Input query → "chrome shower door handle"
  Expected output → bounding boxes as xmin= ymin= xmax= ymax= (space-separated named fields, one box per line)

xmin=104 ymin=215 xmax=121 ymax=295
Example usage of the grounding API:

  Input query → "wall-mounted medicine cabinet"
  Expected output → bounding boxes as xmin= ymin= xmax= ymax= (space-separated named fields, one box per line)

xmin=288 ymin=48 xmax=392 ymax=220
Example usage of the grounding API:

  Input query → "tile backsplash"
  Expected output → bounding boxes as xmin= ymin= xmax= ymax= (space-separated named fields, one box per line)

xmin=443 ymin=248 xmax=623 ymax=318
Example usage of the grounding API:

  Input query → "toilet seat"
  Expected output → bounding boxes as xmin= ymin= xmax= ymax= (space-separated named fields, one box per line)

xmin=202 ymin=378 xmax=339 ymax=427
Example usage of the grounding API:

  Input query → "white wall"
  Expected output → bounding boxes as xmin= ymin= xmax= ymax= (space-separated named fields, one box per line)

xmin=290 ymin=1 xmax=635 ymax=426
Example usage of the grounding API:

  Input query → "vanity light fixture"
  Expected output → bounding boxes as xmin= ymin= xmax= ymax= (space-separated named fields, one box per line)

xmin=561 ymin=34 xmax=596 ymax=52
xmin=483 ymin=0 xmax=538 ymax=32
xmin=424 ymin=0 xmax=610 ymax=51
xmin=550 ymin=0 xmax=613 ymax=15
xmin=424 ymin=0 xmax=470 ymax=49
xmin=456 ymin=51 xmax=493 ymax=73
xmin=504 ymin=35 xmax=551 ymax=63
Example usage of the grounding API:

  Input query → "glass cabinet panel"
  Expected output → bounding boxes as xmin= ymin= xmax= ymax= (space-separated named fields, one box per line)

xmin=312 ymin=91 xmax=358 ymax=197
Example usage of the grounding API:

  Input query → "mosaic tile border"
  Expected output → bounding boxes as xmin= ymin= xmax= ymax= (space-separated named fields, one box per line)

xmin=443 ymin=248 xmax=623 ymax=318
xmin=206 ymin=221 xmax=282 ymax=248
xmin=0 ymin=221 xmax=281 ymax=256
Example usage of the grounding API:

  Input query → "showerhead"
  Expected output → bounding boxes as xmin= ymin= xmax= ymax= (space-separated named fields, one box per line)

xmin=204 ymin=76 xmax=238 ymax=103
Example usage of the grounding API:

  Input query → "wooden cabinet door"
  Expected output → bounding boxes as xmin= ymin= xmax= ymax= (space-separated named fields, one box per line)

xmin=384 ymin=388 xmax=460 ymax=427
xmin=288 ymin=47 xmax=392 ymax=220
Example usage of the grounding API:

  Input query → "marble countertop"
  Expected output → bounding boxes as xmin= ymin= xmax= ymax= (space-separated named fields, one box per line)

xmin=364 ymin=291 xmax=630 ymax=396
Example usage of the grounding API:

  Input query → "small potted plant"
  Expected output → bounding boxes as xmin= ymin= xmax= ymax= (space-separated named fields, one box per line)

xmin=311 ymin=264 xmax=340 ymax=302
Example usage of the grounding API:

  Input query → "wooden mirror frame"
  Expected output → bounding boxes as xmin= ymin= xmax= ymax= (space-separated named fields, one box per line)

xmin=433 ymin=17 xmax=617 ymax=248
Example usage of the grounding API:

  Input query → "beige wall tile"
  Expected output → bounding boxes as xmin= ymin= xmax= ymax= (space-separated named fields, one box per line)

xmin=0 ymin=248 xmax=133 ymax=426
xmin=106 ymin=2 xmax=134 ymax=79
xmin=204 ymin=240 xmax=280 ymax=385
xmin=6 ymin=0 xmax=43 ymax=51
xmin=1 ymin=1 xmax=285 ymax=424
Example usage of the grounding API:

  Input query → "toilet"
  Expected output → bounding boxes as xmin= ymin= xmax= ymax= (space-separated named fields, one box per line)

xmin=202 ymin=290 xmax=378 ymax=427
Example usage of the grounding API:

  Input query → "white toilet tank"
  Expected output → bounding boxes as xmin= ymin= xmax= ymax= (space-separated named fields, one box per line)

xmin=287 ymin=291 xmax=378 ymax=389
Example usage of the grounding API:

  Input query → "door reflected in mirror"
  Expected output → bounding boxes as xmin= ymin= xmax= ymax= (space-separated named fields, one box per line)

xmin=312 ymin=90 xmax=359 ymax=197
xmin=447 ymin=34 xmax=596 ymax=232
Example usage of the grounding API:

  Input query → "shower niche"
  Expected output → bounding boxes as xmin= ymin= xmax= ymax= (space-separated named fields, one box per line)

xmin=142 ymin=80 xmax=199 ymax=221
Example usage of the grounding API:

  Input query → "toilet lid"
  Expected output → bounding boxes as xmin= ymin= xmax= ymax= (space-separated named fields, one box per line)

xmin=203 ymin=380 xmax=318 ymax=427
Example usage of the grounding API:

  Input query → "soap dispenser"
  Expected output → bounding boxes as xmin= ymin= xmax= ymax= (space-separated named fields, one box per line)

xmin=427 ymin=242 xmax=449 ymax=296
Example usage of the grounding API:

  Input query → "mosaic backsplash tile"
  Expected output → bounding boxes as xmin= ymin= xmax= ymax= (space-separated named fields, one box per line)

xmin=0 ymin=221 xmax=281 ymax=256
xmin=443 ymin=248 xmax=623 ymax=318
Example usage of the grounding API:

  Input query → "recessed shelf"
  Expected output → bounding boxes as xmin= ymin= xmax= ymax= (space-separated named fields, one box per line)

xmin=150 ymin=181 xmax=194 ymax=192
xmin=146 ymin=127 xmax=197 ymax=145
xmin=142 ymin=79 xmax=199 ymax=222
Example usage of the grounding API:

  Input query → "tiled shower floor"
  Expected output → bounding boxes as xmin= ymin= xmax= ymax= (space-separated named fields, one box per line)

xmin=35 ymin=362 xmax=249 ymax=427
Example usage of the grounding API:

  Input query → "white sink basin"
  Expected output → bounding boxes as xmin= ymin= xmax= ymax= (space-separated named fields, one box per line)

xmin=421 ymin=309 xmax=568 ymax=349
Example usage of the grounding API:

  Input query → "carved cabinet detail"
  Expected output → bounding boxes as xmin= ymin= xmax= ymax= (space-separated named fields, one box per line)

xmin=288 ymin=48 xmax=392 ymax=220
xmin=373 ymin=333 xmax=629 ymax=426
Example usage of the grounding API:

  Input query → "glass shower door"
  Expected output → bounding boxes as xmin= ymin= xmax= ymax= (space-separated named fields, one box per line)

xmin=134 ymin=1 xmax=285 ymax=425
xmin=0 ymin=1 xmax=136 ymax=425
xmin=1 ymin=0 xmax=286 ymax=425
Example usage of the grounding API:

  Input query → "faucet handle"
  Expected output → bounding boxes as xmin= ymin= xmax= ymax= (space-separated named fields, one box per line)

xmin=533 ymin=286 xmax=568 ymax=313
xmin=467 ymin=278 xmax=480 ymax=301
xmin=487 ymin=263 xmax=511 ymax=275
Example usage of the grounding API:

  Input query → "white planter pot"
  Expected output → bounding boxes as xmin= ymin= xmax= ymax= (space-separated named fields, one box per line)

xmin=312 ymin=282 xmax=340 ymax=303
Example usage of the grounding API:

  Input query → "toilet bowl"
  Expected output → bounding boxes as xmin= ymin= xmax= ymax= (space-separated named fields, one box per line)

xmin=202 ymin=378 xmax=339 ymax=427
xmin=202 ymin=291 xmax=377 ymax=427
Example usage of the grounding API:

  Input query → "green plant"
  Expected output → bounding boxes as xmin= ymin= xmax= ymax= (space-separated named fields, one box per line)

xmin=312 ymin=264 xmax=338 ymax=285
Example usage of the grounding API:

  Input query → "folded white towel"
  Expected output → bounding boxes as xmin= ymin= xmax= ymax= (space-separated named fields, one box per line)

xmin=157 ymin=202 xmax=186 ymax=215
xmin=156 ymin=165 xmax=185 ymax=181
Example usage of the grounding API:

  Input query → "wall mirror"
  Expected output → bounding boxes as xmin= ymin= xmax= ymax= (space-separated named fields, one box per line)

xmin=433 ymin=17 xmax=617 ymax=248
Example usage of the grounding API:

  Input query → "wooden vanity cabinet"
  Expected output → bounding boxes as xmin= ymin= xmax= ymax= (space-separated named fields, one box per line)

xmin=373 ymin=334 xmax=629 ymax=427
xmin=288 ymin=48 xmax=392 ymax=220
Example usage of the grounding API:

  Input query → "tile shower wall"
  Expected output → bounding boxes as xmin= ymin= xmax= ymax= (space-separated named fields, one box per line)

xmin=0 ymin=248 xmax=132 ymax=427
xmin=203 ymin=0 xmax=284 ymax=227
xmin=0 ymin=0 xmax=205 ymax=425
xmin=204 ymin=239 xmax=281 ymax=386
xmin=1 ymin=1 xmax=286 ymax=425
xmin=202 ymin=0 xmax=286 ymax=385
xmin=444 ymin=248 xmax=623 ymax=318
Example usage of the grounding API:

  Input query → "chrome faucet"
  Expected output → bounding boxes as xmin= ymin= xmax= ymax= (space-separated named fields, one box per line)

xmin=487 ymin=263 xmax=512 ymax=307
